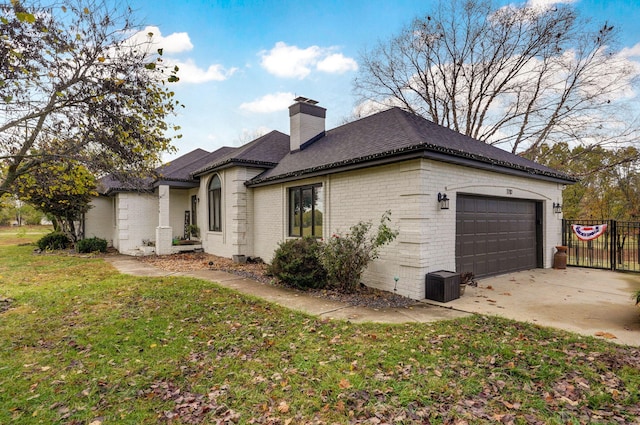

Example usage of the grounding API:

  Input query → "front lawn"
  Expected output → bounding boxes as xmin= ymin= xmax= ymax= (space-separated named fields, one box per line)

xmin=1 ymin=244 xmax=638 ymax=424
xmin=0 ymin=225 xmax=52 ymax=246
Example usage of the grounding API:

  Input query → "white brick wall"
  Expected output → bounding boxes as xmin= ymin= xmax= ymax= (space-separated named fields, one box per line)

xmin=247 ymin=158 xmax=563 ymax=300
xmin=201 ymin=168 xmax=263 ymax=258
xmin=88 ymin=186 xmax=199 ymax=254
xmin=85 ymin=196 xmax=114 ymax=244
xmin=115 ymin=192 xmax=158 ymax=253
xmin=169 ymin=189 xmax=190 ymax=239
xmin=252 ymin=183 xmax=286 ymax=261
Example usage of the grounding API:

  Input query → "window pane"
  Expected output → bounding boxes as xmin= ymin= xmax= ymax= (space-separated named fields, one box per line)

xmin=301 ymin=188 xmax=313 ymax=236
xmin=191 ymin=195 xmax=197 ymax=226
xmin=289 ymin=184 xmax=323 ymax=238
xmin=208 ymin=190 xmax=215 ymax=231
xmin=289 ymin=189 xmax=301 ymax=236
xmin=313 ymin=186 xmax=323 ymax=237
xmin=213 ymin=189 xmax=221 ymax=231
xmin=209 ymin=175 xmax=222 ymax=232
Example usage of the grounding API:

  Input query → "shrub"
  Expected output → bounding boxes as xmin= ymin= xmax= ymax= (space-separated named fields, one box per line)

xmin=321 ymin=211 xmax=398 ymax=293
xmin=37 ymin=232 xmax=71 ymax=251
xmin=634 ymin=289 xmax=640 ymax=306
xmin=77 ymin=237 xmax=108 ymax=253
xmin=268 ymin=237 xmax=327 ymax=289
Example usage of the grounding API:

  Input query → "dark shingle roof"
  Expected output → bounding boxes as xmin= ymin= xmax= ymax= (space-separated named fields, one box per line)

xmin=155 ymin=148 xmax=214 ymax=183
xmin=192 ymin=130 xmax=290 ymax=176
xmin=248 ymin=107 xmax=575 ymax=186
xmin=98 ymin=148 xmax=214 ymax=194
xmin=98 ymin=107 xmax=574 ymax=194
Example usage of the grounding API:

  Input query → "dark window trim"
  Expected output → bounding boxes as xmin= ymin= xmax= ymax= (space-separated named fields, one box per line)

xmin=288 ymin=183 xmax=323 ymax=238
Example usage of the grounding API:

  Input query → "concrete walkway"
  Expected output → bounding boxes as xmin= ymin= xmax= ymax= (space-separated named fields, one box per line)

xmin=103 ymin=256 xmax=467 ymax=324
xmin=104 ymin=256 xmax=640 ymax=347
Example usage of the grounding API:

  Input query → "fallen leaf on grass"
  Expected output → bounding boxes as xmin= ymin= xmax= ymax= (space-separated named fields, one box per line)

xmin=277 ymin=401 xmax=289 ymax=413
xmin=338 ymin=378 xmax=352 ymax=389
xmin=594 ymin=331 xmax=617 ymax=339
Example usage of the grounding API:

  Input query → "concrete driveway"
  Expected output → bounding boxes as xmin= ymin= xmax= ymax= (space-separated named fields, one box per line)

xmin=432 ymin=267 xmax=640 ymax=347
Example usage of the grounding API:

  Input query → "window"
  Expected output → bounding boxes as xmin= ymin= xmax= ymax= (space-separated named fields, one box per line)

xmin=191 ymin=195 xmax=198 ymax=226
xmin=289 ymin=184 xmax=323 ymax=237
xmin=208 ymin=175 xmax=222 ymax=232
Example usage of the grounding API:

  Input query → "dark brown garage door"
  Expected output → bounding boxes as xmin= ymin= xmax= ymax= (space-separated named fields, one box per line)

xmin=456 ymin=195 xmax=541 ymax=278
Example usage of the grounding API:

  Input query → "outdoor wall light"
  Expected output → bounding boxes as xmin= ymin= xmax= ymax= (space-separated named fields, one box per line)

xmin=553 ymin=202 xmax=562 ymax=214
xmin=438 ymin=192 xmax=450 ymax=210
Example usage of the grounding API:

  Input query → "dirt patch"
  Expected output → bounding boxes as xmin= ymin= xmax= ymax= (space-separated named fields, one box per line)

xmin=137 ymin=253 xmax=416 ymax=309
xmin=0 ymin=297 xmax=14 ymax=313
xmin=138 ymin=252 xmax=270 ymax=282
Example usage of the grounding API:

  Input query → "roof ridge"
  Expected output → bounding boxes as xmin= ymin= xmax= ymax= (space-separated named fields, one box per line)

xmin=192 ymin=130 xmax=290 ymax=176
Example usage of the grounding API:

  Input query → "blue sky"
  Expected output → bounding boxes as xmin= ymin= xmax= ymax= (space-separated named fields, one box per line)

xmin=129 ymin=0 xmax=640 ymax=161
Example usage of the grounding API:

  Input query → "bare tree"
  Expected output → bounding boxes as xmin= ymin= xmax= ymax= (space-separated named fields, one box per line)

xmin=0 ymin=0 xmax=182 ymax=196
xmin=354 ymin=0 xmax=639 ymax=161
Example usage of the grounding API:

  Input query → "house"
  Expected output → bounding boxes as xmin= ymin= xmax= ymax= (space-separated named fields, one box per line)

xmin=85 ymin=97 xmax=576 ymax=300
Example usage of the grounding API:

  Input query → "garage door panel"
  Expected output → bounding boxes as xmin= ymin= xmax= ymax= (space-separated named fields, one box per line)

xmin=456 ymin=195 xmax=539 ymax=278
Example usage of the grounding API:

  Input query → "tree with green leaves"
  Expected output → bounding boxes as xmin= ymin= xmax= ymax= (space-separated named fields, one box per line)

xmin=0 ymin=0 xmax=182 ymax=197
xmin=535 ymin=142 xmax=640 ymax=220
xmin=0 ymin=195 xmax=44 ymax=226
xmin=14 ymin=159 xmax=97 ymax=240
xmin=355 ymin=0 xmax=639 ymax=162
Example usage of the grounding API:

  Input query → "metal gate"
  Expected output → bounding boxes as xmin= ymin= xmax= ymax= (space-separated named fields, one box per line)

xmin=562 ymin=219 xmax=640 ymax=272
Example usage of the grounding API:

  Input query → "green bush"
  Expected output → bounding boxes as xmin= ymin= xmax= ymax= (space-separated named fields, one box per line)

xmin=37 ymin=232 xmax=71 ymax=251
xmin=268 ymin=237 xmax=327 ymax=290
xmin=321 ymin=211 xmax=398 ymax=293
xmin=76 ymin=237 xmax=108 ymax=253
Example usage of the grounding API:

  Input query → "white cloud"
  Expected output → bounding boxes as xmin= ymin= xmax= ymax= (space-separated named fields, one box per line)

xmin=167 ymin=58 xmax=237 ymax=84
xmin=240 ymin=92 xmax=295 ymax=113
xmin=126 ymin=26 xmax=236 ymax=84
xmin=317 ymin=53 xmax=358 ymax=74
xmin=129 ymin=26 xmax=193 ymax=54
xmin=352 ymin=98 xmax=399 ymax=118
xmin=260 ymin=42 xmax=321 ymax=79
xmin=620 ymin=42 xmax=640 ymax=59
xmin=526 ymin=0 xmax=576 ymax=9
xmin=260 ymin=42 xmax=357 ymax=79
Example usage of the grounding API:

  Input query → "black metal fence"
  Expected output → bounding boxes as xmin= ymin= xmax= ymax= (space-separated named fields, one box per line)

xmin=562 ymin=219 xmax=640 ymax=272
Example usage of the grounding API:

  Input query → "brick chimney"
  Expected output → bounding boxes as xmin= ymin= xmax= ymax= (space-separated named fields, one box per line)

xmin=289 ymin=97 xmax=326 ymax=151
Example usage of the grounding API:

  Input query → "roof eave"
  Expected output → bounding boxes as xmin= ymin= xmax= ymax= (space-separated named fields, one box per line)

xmin=153 ymin=179 xmax=199 ymax=189
xmin=102 ymin=187 xmax=155 ymax=196
xmin=246 ymin=146 xmax=576 ymax=187
xmin=192 ymin=159 xmax=279 ymax=178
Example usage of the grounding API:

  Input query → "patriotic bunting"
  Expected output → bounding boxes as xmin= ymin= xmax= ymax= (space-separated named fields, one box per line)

xmin=571 ymin=224 xmax=608 ymax=241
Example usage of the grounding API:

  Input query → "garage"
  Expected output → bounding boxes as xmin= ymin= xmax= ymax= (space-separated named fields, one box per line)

xmin=455 ymin=195 xmax=542 ymax=278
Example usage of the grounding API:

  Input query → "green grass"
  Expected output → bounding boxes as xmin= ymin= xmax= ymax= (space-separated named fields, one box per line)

xmin=0 ymin=225 xmax=52 ymax=246
xmin=1 ymin=243 xmax=639 ymax=424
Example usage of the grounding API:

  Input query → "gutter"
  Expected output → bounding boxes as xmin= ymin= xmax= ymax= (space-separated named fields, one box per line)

xmin=246 ymin=144 xmax=577 ymax=188
xmin=192 ymin=159 xmax=278 ymax=178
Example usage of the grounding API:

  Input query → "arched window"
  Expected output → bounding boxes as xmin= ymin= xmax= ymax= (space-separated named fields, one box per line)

xmin=208 ymin=175 xmax=222 ymax=232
